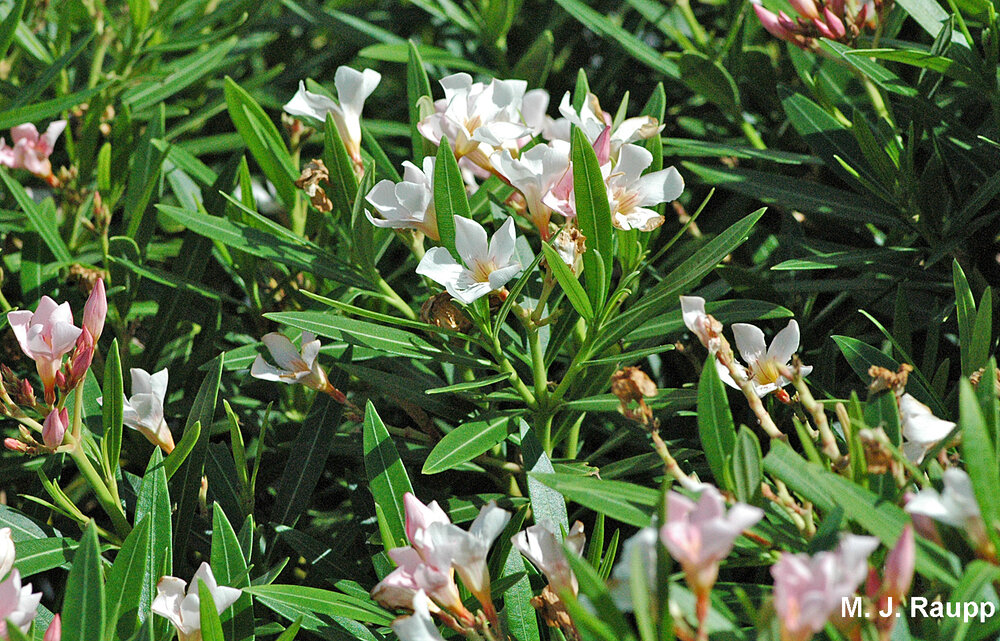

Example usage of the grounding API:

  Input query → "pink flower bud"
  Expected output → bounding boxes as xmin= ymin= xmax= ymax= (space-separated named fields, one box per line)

xmin=822 ymin=7 xmax=847 ymax=37
xmin=83 ymin=278 xmax=106 ymax=343
xmin=881 ymin=525 xmax=915 ymax=603
xmin=43 ymin=615 xmax=60 ymax=641
xmin=66 ymin=328 xmax=94 ymax=391
xmin=788 ymin=0 xmax=821 ymax=19
xmin=4 ymin=438 xmax=28 ymax=452
xmin=753 ymin=3 xmax=796 ymax=42
xmin=42 ymin=408 xmax=68 ymax=448
xmin=594 ymin=126 xmax=611 ymax=165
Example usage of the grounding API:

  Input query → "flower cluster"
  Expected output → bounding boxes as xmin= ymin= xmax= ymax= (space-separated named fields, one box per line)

xmin=753 ymin=0 xmax=887 ymax=50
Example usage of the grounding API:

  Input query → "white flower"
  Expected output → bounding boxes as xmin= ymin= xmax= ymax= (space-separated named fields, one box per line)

xmin=906 ymin=468 xmax=981 ymax=529
xmin=0 ymin=570 xmax=41 ymax=638
xmin=416 ymin=217 xmax=522 ymax=305
xmin=554 ymin=92 xmax=663 ymax=155
xmin=417 ymin=74 xmax=532 ymax=170
xmin=366 ymin=157 xmax=438 ymax=239
xmin=511 ymin=520 xmax=585 ymax=595
xmin=899 ymin=394 xmax=955 ymax=464
xmin=0 ymin=529 xmax=12 ymax=581
xmin=680 ymin=296 xmax=722 ymax=353
xmin=284 ymin=66 xmax=382 ymax=161
xmin=391 ymin=591 xmax=446 ymax=641
xmin=419 ymin=501 xmax=511 ymax=605
xmin=605 ymin=144 xmax=684 ymax=232
xmin=251 ymin=332 xmax=330 ymax=393
xmin=122 ymin=368 xmax=175 ymax=454
xmin=521 ymin=89 xmax=551 ymax=137
xmin=152 ymin=563 xmax=242 ymax=641
xmin=722 ymin=320 xmax=812 ymax=397
xmin=491 ymin=142 xmax=569 ymax=233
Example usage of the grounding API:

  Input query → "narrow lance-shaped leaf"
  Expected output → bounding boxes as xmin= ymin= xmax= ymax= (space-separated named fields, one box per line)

xmin=571 ymin=126 xmax=613 ymax=311
xmin=363 ymin=401 xmax=414 ymax=549
xmin=101 ymin=339 xmax=124 ymax=482
xmin=63 ymin=522 xmax=105 ymax=641
xmin=433 ymin=139 xmax=469 ymax=258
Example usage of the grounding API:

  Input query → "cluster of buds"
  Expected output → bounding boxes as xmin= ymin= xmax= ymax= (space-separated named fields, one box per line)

xmin=3 ymin=280 xmax=106 ymax=455
xmin=753 ymin=0 xmax=888 ymax=50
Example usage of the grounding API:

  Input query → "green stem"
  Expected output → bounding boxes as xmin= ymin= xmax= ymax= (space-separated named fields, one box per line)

xmin=539 ymin=412 xmax=553 ymax=456
xmin=68 ymin=385 xmax=131 ymax=536
xmin=675 ymin=0 xmax=709 ymax=49
xmin=69 ymin=443 xmax=131 ymax=537
xmin=488 ymin=333 xmax=537 ymax=411
xmin=376 ymin=276 xmax=418 ymax=320
xmin=860 ymin=73 xmax=892 ymax=126
xmin=564 ymin=413 xmax=584 ymax=459
xmin=740 ymin=120 xmax=767 ymax=150
xmin=528 ymin=328 xmax=548 ymax=407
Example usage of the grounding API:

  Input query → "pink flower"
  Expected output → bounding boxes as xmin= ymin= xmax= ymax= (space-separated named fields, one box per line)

xmin=511 ymin=520 xmax=586 ymax=595
xmin=751 ymin=0 xmax=883 ymax=49
xmin=82 ymin=279 xmax=107 ymax=343
xmin=418 ymin=502 xmax=510 ymax=610
xmin=7 ymin=297 xmax=82 ymax=403
xmin=660 ymin=487 xmax=763 ymax=600
xmin=771 ymin=534 xmax=879 ymax=641
xmin=372 ymin=546 xmax=464 ymax=617
xmin=0 ymin=121 xmax=66 ymax=180
xmin=371 ymin=494 xmax=471 ymax=622
xmin=869 ymin=526 xmax=914 ymax=637
xmin=42 ymin=408 xmax=68 ymax=449
xmin=0 ymin=570 xmax=41 ymax=639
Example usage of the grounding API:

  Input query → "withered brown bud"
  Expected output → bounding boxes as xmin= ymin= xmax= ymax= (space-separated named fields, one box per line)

xmin=551 ymin=227 xmax=586 ymax=275
xmin=858 ymin=428 xmax=897 ymax=476
xmin=420 ymin=292 xmax=472 ymax=332
xmin=295 ymin=159 xmax=333 ymax=213
xmin=531 ymin=586 xmax=581 ymax=641
xmin=611 ymin=367 xmax=658 ymax=426
xmin=869 ymin=364 xmax=912 ymax=395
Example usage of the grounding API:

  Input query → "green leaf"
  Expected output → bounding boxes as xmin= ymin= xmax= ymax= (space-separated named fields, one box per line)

xmin=819 ymin=40 xmax=918 ymax=96
xmin=423 ymin=416 xmax=509 ymax=474
xmin=940 ymin=561 xmax=1000 ymax=640
xmin=733 ymin=426 xmax=763 ymax=505
xmin=531 ymin=473 xmax=656 ymax=527
xmin=0 ymin=84 xmax=105 ymax=131
xmin=563 ymin=552 xmax=635 ymax=641
xmin=11 ymin=537 xmax=77 ymax=577
xmin=433 ymin=139 xmax=469 ymax=258
xmin=519 ymin=420 xmax=569 ymax=530
xmin=0 ymin=168 xmax=71 ymax=264
xmin=541 ymin=243 xmax=593 ymax=320
xmin=211 ymin=505 xmax=254 ymax=641
xmin=272 ymin=392 xmax=345 ymax=527
xmin=173 ymin=354 xmax=223 ymax=566
xmin=406 ymin=41 xmax=435 ymax=159
xmin=163 ymin=420 xmax=201 ymax=482
xmin=275 ymin=616 xmax=304 ymax=641
xmin=136 ymin=450 xmax=171 ymax=629
xmin=244 ymin=585 xmax=393 ymax=625
xmin=104 ymin=516 xmax=151 ymax=641
xmin=157 ymin=205 xmax=369 ymax=289
xmin=960 ymin=380 xmax=1000 ymax=554
xmin=499 ymin=547 xmax=540 ymax=641
xmin=63 ymin=523 xmax=105 ymax=641
xmin=322 ymin=112 xmax=360 ymax=218
xmin=223 ymin=77 xmax=298 ymax=207
xmin=198 ymin=579 xmax=225 ymax=641
xmin=847 ymin=48 xmax=979 ymax=84
xmin=970 ymin=288 xmax=993 ymax=375
xmin=511 ymin=30 xmax=554 ymax=87
xmin=101 ymin=339 xmax=124 ymax=484
xmin=571 ymin=126 xmax=613 ymax=310
xmin=363 ymin=401 xmax=414 ymax=549
xmin=597 ymin=209 xmax=765 ymax=352
xmin=264 ymin=312 xmax=489 ymax=368
xmin=697 ymin=355 xmax=736 ymax=490
xmin=0 ymin=0 xmax=27 ymax=61
xmin=678 ymin=51 xmax=740 ymax=116
xmin=553 ymin=0 xmax=678 ymax=78
xmin=954 ymin=259 xmax=977 ymax=374
xmin=359 ymin=42 xmax=492 ymax=74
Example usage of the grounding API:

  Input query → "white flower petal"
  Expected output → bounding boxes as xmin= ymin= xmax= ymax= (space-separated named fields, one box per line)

xmin=732 ymin=323 xmax=767 ymax=367
xmin=453 ymin=216 xmax=490 ymax=268
xmin=416 ymin=248 xmax=465 ymax=290
xmin=766 ymin=320 xmax=801 ymax=365
xmin=636 ymin=166 xmax=684 ymax=207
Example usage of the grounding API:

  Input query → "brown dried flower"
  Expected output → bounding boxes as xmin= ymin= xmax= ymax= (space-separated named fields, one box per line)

xmin=611 ymin=367 xmax=658 ymax=426
xmin=295 ymin=159 xmax=333 ymax=213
